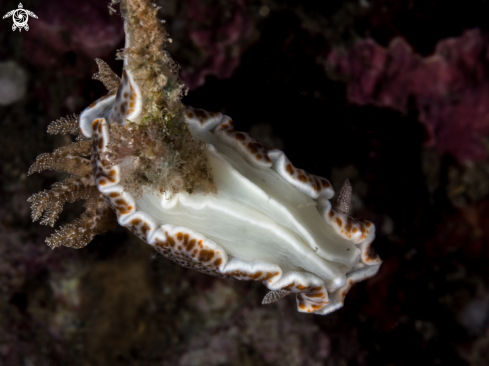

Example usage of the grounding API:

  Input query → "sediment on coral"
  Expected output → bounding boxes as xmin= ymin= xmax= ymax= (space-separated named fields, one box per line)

xmin=106 ymin=121 xmax=215 ymax=197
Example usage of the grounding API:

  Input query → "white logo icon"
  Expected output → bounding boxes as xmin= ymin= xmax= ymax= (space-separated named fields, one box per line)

xmin=3 ymin=3 xmax=38 ymax=32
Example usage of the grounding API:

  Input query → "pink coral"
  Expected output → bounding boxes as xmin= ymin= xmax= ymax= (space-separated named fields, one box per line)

xmin=181 ymin=0 xmax=254 ymax=89
xmin=327 ymin=29 xmax=489 ymax=162
xmin=24 ymin=0 xmax=123 ymax=68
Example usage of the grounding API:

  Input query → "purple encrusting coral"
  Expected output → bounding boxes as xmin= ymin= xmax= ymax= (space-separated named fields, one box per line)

xmin=24 ymin=0 xmax=123 ymax=69
xmin=177 ymin=0 xmax=254 ymax=90
xmin=327 ymin=29 xmax=489 ymax=162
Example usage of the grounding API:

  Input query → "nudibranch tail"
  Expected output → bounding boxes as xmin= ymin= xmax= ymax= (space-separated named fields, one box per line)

xmin=28 ymin=0 xmax=382 ymax=315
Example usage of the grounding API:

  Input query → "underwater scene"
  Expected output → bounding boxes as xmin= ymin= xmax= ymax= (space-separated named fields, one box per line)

xmin=0 ymin=0 xmax=488 ymax=364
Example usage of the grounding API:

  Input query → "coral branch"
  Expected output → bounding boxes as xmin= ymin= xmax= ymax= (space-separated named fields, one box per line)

xmin=27 ymin=176 xmax=95 ymax=226
xmin=46 ymin=192 xmax=117 ymax=249
xmin=28 ymin=141 xmax=92 ymax=176
xmin=29 ymin=137 xmax=116 ymax=247
xmin=105 ymin=0 xmax=215 ymax=196
xmin=118 ymin=0 xmax=187 ymax=111
xmin=92 ymin=58 xmax=120 ymax=93
xmin=47 ymin=114 xmax=81 ymax=136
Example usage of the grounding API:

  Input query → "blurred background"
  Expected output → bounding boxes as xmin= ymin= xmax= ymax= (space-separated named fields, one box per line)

xmin=1 ymin=0 xmax=489 ymax=364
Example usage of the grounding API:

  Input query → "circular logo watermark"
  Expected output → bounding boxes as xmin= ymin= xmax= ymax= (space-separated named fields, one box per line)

xmin=3 ymin=3 xmax=38 ymax=32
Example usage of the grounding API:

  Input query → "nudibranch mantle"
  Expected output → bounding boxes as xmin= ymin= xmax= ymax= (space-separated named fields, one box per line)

xmin=30 ymin=0 xmax=381 ymax=315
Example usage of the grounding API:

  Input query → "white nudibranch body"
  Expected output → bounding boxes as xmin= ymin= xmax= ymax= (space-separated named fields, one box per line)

xmin=80 ymin=70 xmax=381 ymax=314
xmin=79 ymin=64 xmax=381 ymax=315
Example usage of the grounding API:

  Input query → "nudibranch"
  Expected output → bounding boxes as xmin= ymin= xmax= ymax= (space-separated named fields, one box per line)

xmin=28 ymin=0 xmax=381 ymax=314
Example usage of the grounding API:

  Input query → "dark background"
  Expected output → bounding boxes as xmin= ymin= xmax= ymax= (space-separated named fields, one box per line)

xmin=1 ymin=0 xmax=488 ymax=364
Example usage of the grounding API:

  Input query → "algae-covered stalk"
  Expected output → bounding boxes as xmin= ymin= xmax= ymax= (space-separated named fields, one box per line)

xmin=107 ymin=0 xmax=215 ymax=197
